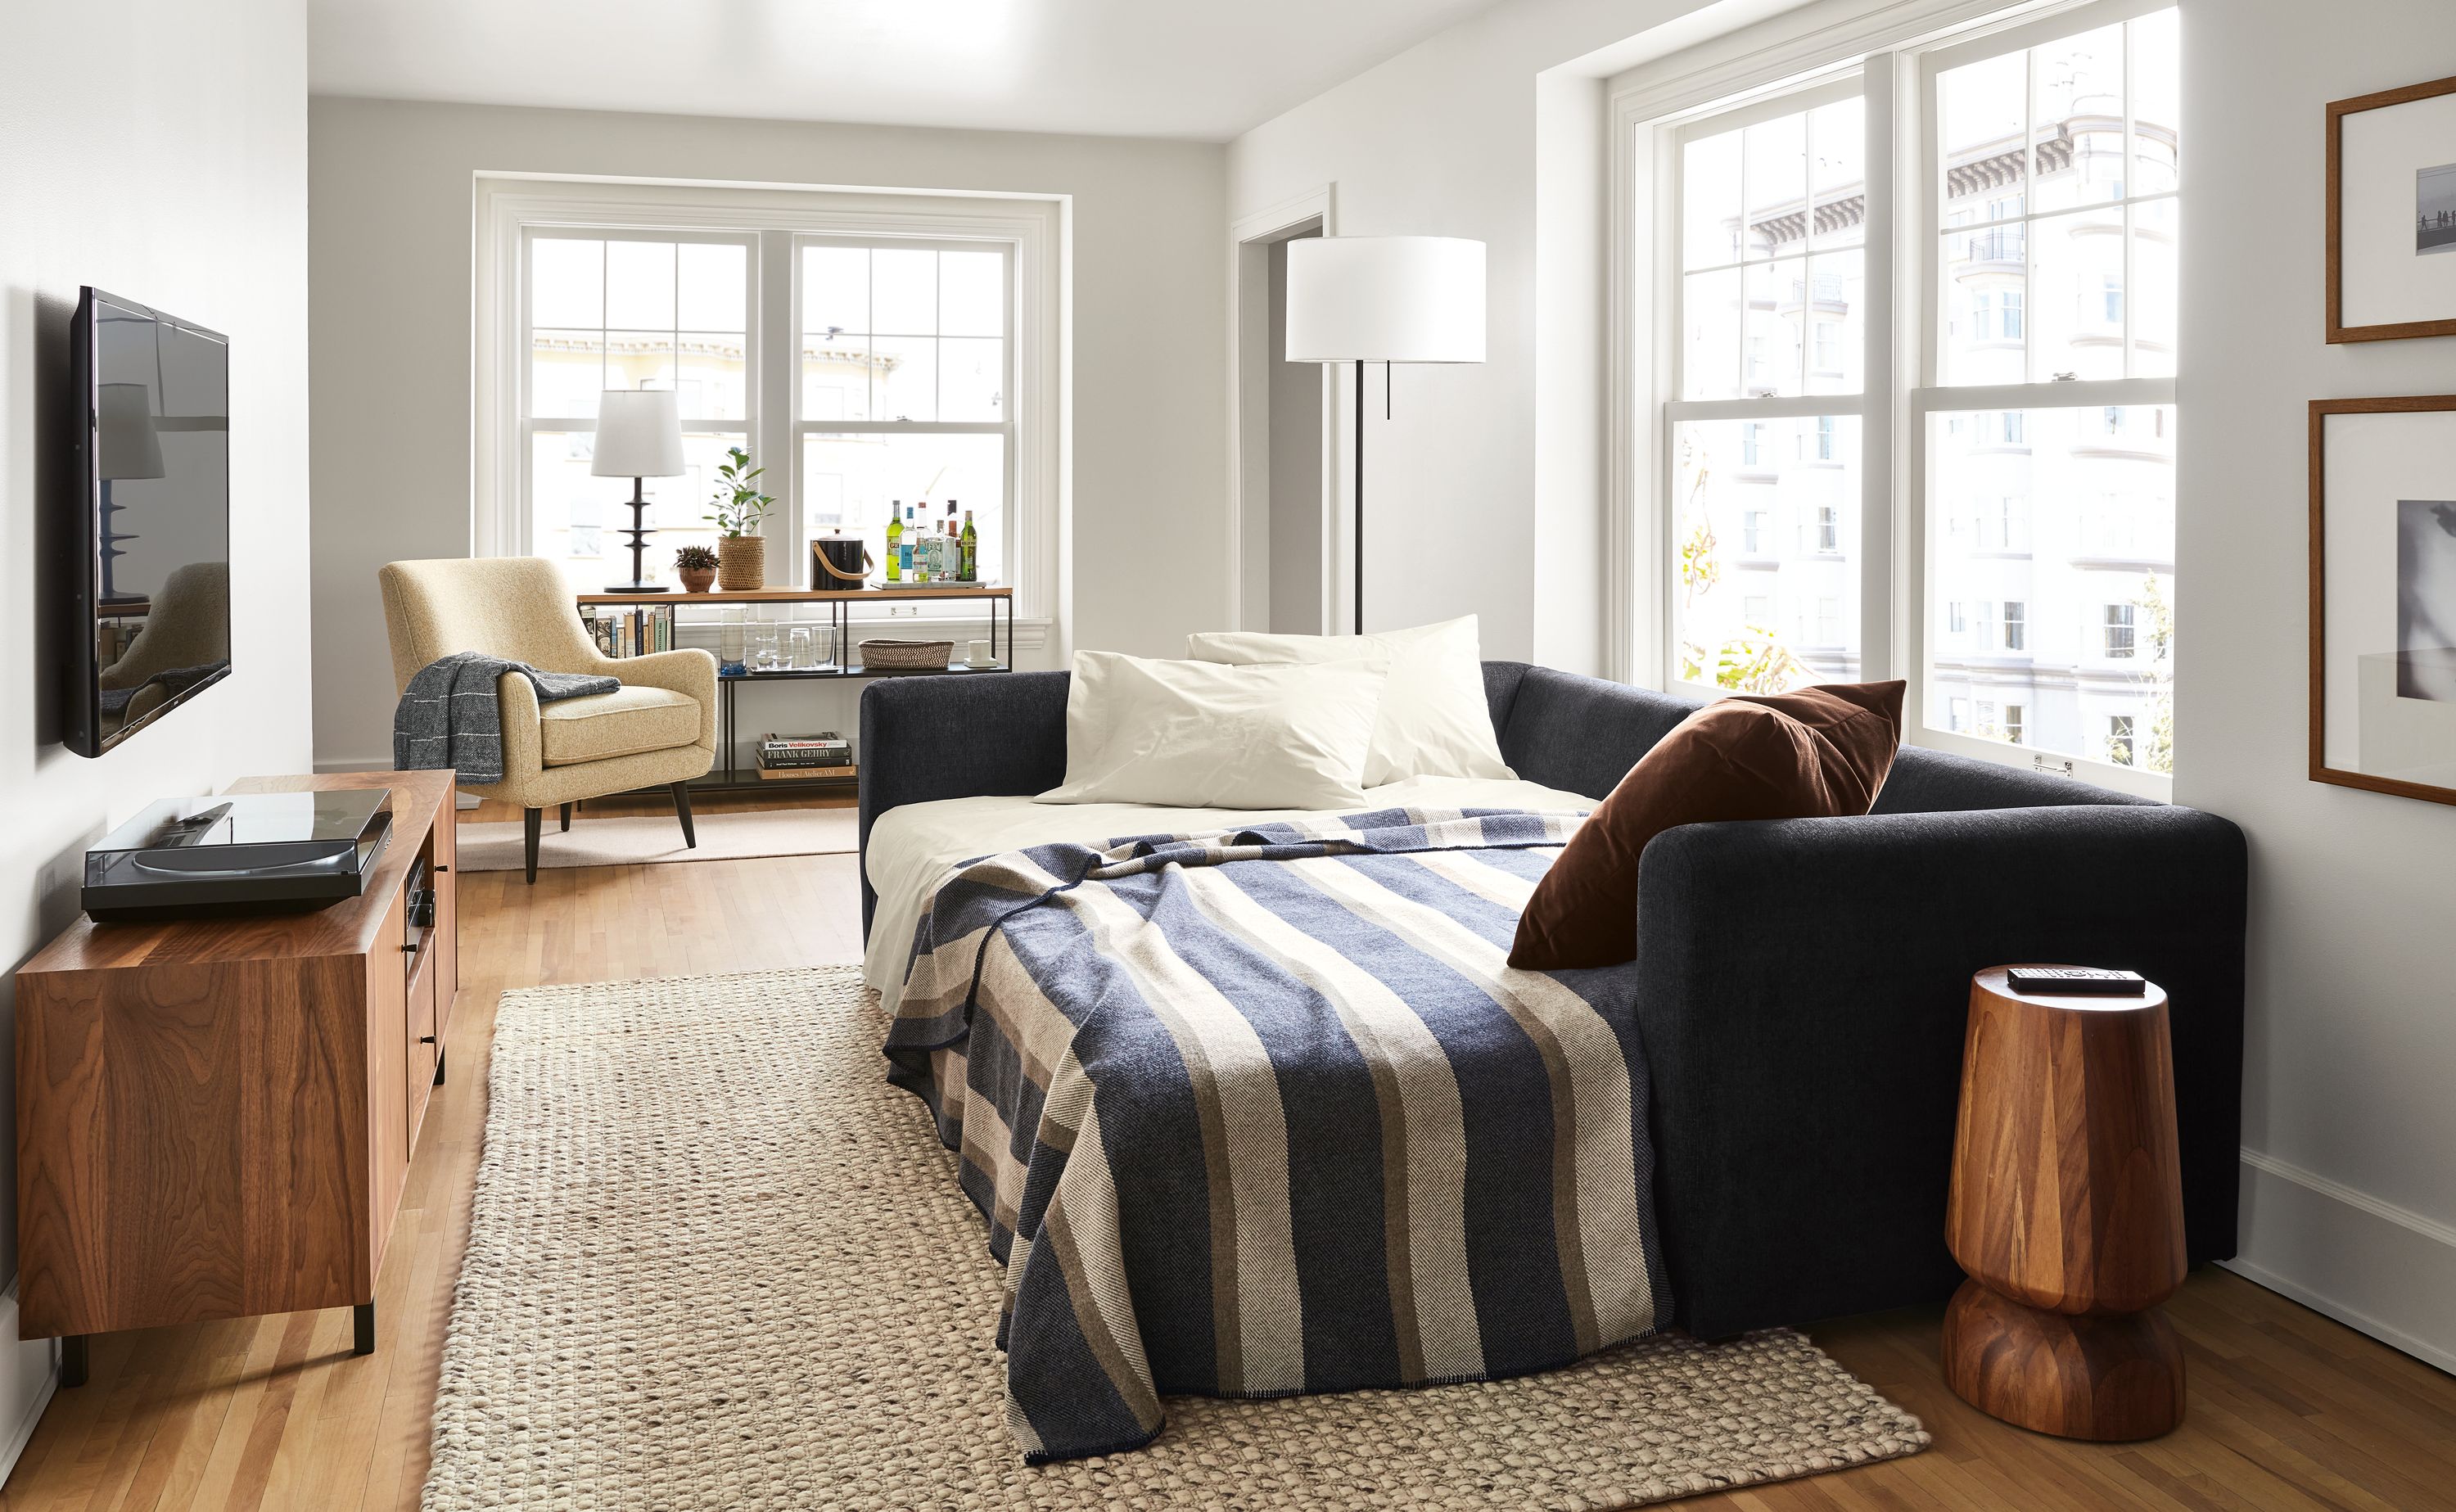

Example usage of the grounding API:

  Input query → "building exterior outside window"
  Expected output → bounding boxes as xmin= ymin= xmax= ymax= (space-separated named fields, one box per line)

xmin=1925 ymin=7 xmax=2177 ymax=774
xmin=1653 ymin=2 xmax=2174 ymax=780
xmin=2105 ymin=602 xmax=2137 ymax=657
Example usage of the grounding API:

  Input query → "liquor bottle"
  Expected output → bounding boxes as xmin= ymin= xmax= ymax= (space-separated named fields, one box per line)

xmin=960 ymin=509 xmax=977 ymax=581
xmin=900 ymin=506 xmax=917 ymax=579
xmin=885 ymin=501 xmax=904 ymax=582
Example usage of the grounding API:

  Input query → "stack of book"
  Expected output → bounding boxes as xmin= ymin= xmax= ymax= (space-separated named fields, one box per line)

xmin=757 ymin=731 xmax=854 ymax=780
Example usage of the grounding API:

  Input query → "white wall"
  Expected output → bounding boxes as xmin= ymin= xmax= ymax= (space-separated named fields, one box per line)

xmin=1228 ymin=0 xmax=1767 ymax=665
xmin=2177 ymin=0 xmax=2456 ymax=1371
xmin=0 ymin=0 xmax=313 ymax=1463
xmin=309 ymin=97 xmax=1227 ymax=768
xmin=1233 ymin=0 xmax=2456 ymax=1371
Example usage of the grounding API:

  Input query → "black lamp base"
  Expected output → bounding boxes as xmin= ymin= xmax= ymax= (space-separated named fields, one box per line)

xmin=604 ymin=475 xmax=664 ymax=594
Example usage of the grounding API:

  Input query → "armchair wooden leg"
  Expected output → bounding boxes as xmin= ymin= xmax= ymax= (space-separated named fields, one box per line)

xmin=523 ymin=807 xmax=542 ymax=884
xmin=559 ymin=801 xmax=572 ymax=832
xmin=671 ymin=783 xmax=698 ymax=849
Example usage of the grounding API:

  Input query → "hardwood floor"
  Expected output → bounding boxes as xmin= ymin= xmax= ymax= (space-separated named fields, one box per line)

xmin=5 ymin=826 xmax=2453 ymax=1510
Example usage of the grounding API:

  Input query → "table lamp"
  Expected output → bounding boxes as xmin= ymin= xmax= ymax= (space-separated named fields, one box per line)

xmin=1284 ymin=235 xmax=1485 ymax=634
xmin=592 ymin=387 xmax=685 ymax=593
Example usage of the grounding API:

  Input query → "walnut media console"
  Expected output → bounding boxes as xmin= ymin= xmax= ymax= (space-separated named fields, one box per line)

xmin=14 ymin=770 xmax=458 ymax=1386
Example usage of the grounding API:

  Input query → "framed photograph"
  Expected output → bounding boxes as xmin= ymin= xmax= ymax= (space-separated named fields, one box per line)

xmin=2310 ymin=396 xmax=2456 ymax=805
xmin=2327 ymin=74 xmax=2456 ymax=341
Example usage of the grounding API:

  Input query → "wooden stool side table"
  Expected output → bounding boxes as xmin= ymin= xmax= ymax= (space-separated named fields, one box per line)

xmin=1941 ymin=965 xmax=2187 ymax=1441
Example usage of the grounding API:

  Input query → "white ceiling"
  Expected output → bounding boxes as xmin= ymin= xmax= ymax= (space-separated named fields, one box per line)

xmin=309 ymin=0 xmax=1504 ymax=142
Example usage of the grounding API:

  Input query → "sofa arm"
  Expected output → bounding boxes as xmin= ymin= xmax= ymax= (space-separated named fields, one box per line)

xmin=1629 ymin=803 xmax=2246 ymax=1340
xmin=614 ymin=648 xmax=720 ymax=752
xmin=858 ymin=670 xmax=1072 ymax=936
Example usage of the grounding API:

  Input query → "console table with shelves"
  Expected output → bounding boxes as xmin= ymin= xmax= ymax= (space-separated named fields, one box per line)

xmin=576 ymin=584 xmax=1014 ymax=793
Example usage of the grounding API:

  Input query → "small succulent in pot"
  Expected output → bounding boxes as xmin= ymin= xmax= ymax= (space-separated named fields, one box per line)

xmin=674 ymin=543 xmax=720 ymax=593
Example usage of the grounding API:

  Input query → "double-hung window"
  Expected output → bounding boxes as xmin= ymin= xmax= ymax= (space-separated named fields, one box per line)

xmin=797 ymin=240 xmax=1014 ymax=592
xmin=486 ymin=181 xmax=1055 ymax=633
xmin=1633 ymin=0 xmax=2178 ymax=788
xmin=525 ymin=232 xmax=753 ymax=579
xmin=1923 ymin=4 xmax=2176 ymax=777
xmin=1666 ymin=79 xmax=1867 ymax=692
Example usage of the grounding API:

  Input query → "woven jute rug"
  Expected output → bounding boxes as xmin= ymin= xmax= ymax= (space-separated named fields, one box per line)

xmin=426 ymin=967 xmax=1928 ymax=1510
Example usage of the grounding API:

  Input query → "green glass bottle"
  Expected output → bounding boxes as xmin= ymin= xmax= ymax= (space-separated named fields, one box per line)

xmin=959 ymin=509 xmax=977 ymax=581
xmin=884 ymin=500 xmax=903 ymax=582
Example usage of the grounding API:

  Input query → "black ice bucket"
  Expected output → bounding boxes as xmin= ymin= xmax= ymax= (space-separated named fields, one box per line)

xmin=810 ymin=535 xmax=873 ymax=589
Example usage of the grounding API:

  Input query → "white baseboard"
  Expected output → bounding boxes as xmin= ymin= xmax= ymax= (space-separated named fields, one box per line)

xmin=2226 ymin=1148 xmax=2456 ymax=1376
xmin=0 ymin=1283 xmax=60 ymax=1484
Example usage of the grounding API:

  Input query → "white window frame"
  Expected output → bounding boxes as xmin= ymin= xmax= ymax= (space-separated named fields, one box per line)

xmin=1608 ymin=0 xmax=2175 ymax=799
xmin=475 ymin=178 xmax=1062 ymax=643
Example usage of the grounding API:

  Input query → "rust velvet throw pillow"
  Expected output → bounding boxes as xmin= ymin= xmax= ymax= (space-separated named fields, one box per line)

xmin=1507 ymin=680 xmax=1906 ymax=970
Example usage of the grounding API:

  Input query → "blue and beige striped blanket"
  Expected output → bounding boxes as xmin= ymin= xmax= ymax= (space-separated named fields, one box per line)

xmin=885 ymin=807 xmax=1669 ymax=1463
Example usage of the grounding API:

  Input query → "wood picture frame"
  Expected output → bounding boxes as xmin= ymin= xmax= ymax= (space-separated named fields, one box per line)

xmin=2327 ymin=74 xmax=2456 ymax=342
xmin=2309 ymin=395 xmax=2456 ymax=806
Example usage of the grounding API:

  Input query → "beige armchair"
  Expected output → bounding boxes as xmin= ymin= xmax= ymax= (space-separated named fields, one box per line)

xmin=378 ymin=557 xmax=717 ymax=882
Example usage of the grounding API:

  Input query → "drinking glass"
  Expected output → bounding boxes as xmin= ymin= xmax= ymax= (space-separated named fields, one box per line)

xmin=749 ymin=607 xmax=782 ymax=670
xmin=788 ymin=626 xmax=816 ymax=670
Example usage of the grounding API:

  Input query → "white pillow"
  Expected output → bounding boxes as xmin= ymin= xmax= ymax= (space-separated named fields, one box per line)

xmin=1036 ymin=651 xmax=1389 ymax=810
xmin=1185 ymin=615 xmax=1514 ymax=787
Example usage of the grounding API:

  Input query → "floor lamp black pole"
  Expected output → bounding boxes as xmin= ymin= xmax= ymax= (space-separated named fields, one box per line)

xmin=1353 ymin=357 xmax=1366 ymax=636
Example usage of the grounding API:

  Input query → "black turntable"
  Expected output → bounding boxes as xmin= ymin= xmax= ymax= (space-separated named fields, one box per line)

xmin=83 ymin=789 xmax=393 ymax=922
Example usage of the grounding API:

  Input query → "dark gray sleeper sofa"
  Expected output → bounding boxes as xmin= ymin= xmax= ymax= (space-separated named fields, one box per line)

xmin=858 ymin=661 xmax=2246 ymax=1341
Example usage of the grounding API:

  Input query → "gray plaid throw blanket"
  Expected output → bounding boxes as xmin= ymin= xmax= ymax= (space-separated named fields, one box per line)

xmin=887 ymin=807 xmax=1668 ymax=1463
xmin=392 ymin=652 xmax=618 ymax=784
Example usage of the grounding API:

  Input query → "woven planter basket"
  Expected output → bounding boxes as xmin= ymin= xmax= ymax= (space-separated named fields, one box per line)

xmin=858 ymin=638 xmax=954 ymax=671
xmin=717 ymin=535 xmax=767 ymax=591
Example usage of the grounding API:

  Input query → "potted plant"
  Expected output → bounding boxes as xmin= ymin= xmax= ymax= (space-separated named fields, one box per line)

xmin=706 ymin=446 xmax=776 ymax=590
xmin=673 ymin=544 xmax=720 ymax=593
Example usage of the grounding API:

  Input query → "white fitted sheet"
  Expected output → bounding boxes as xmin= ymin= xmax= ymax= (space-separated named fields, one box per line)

xmin=861 ymin=774 xmax=1596 ymax=1009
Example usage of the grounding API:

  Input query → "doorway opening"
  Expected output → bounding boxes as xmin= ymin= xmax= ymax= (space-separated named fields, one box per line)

xmin=1231 ymin=192 xmax=1337 ymax=634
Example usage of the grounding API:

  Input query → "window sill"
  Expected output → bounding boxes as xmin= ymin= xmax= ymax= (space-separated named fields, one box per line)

xmin=1913 ymin=724 xmax=2173 ymax=802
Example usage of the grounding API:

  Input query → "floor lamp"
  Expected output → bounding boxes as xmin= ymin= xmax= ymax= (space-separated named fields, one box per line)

xmin=1283 ymin=236 xmax=1486 ymax=634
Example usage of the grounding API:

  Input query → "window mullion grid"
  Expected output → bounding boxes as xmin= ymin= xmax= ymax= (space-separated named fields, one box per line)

xmin=2021 ymin=41 xmax=2038 ymax=385
xmin=2121 ymin=16 xmax=2138 ymax=376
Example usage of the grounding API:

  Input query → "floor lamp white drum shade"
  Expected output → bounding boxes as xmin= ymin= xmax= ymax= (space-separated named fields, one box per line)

xmin=1284 ymin=236 xmax=1485 ymax=364
xmin=590 ymin=388 xmax=685 ymax=478
xmin=1283 ymin=236 xmax=1486 ymax=634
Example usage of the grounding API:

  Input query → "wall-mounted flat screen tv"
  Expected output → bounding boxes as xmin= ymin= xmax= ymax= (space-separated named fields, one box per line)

xmin=66 ymin=288 xmax=231 ymax=757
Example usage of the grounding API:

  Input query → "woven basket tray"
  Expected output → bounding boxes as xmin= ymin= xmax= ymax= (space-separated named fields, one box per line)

xmin=858 ymin=638 xmax=955 ymax=671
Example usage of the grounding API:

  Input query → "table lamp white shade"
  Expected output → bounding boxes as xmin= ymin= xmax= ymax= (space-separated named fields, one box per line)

xmin=1284 ymin=236 xmax=1485 ymax=364
xmin=97 ymin=382 xmax=165 ymax=481
xmin=590 ymin=388 xmax=685 ymax=477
